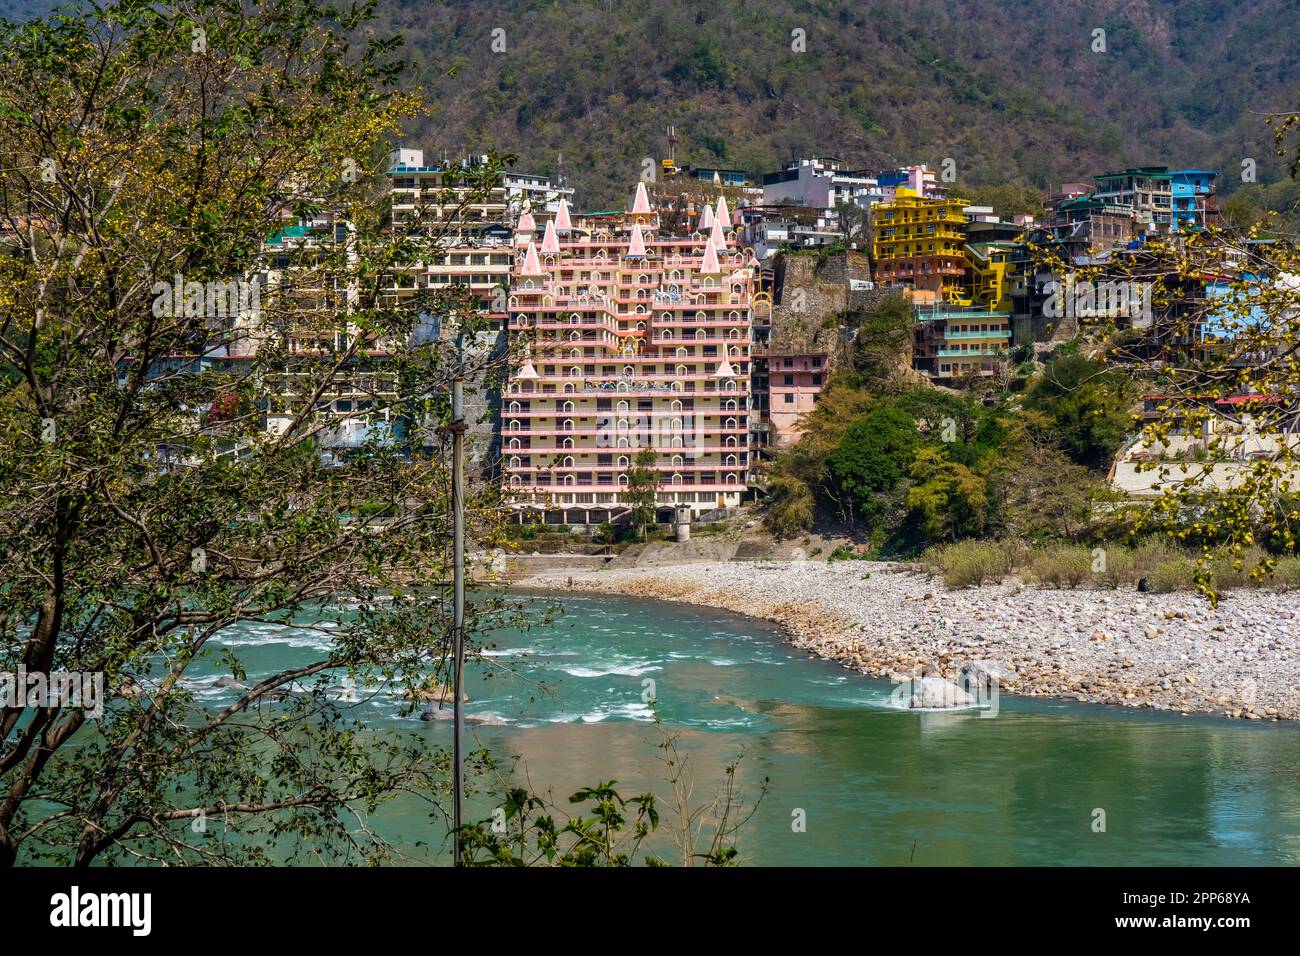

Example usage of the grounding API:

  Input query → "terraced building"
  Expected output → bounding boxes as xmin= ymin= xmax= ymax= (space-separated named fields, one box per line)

xmin=503 ymin=183 xmax=758 ymax=523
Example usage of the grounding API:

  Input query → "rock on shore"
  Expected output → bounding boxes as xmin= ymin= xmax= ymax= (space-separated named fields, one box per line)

xmin=518 ymin=560 xmax=1300 ymax=721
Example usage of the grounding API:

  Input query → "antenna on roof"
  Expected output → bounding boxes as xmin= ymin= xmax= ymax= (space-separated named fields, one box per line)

xmin=666 ymin=125 xmax=677 ymax=165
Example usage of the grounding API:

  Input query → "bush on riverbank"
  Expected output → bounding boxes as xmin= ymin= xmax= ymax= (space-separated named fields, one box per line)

xmin=920 ymin=539 xmax=1300 ymax=593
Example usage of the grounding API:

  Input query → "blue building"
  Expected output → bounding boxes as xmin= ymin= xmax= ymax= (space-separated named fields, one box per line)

xmin=1168 ymin=170 xmax=1217 ymax=231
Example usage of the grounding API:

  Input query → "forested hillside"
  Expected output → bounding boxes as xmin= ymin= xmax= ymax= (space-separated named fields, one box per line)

xmin=381 ymin=0 xmax=1300 ymax=206
xmin=6 ymin=0 xmax=1299 ymax=208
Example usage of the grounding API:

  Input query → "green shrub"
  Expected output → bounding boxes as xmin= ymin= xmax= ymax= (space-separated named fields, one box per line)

xmin=1028 ymin=544 xmax=1092 ymax=588
xmin=1273 ymin=557 xmax=1300 ymax=590
xmin=764 ymin=475 xmax=815 ymax=537
xmin=921 ymin=540 xmax=1016 ymax=588
xmin=1149 ymin=557 xmax=1197 ymax=592
xmin=828 ymin=545 xmax=870 ymax=561
xmin=1091 ymin=544 xmax=1135 ymax=589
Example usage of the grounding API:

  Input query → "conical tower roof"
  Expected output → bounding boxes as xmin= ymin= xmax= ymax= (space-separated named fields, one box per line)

xmin=520 ymin=241 xmax=542 ymax=275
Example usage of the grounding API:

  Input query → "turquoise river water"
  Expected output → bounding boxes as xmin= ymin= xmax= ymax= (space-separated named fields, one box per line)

xmin=195 ymin=592 xmax=1300 ymax=866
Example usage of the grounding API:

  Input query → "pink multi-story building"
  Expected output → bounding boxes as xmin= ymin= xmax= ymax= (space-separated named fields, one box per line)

xmin=503 ymin=183 xmax=756 ymax=523
xmin=758 ymin=350 xmax=826 ymax=446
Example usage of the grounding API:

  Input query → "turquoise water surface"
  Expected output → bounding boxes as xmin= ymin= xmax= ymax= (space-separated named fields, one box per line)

xmin=196 ymin=592 xmax=1300 ymax=865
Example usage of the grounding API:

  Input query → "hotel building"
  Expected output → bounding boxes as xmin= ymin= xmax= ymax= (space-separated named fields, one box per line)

xmin=503 ymin=183 xmax=757 ymax=523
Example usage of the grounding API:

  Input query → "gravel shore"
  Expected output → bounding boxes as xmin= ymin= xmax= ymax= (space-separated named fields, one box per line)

xmin=517 ymin=560 xmax=1300 ymax=721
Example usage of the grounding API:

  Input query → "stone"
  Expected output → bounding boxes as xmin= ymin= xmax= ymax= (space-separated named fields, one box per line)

xmin=906 ymin=677 xmax=975 ymax=709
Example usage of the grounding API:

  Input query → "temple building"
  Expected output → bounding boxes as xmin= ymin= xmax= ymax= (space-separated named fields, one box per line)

xmin=503 ymin=184 xmax=757 ymax=524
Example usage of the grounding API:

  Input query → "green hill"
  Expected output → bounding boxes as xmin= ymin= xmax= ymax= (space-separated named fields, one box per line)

xmin=382 ymin=0 xmax=1299 ymax=207
xmin=7 ymin=1 xmax=1298 ymax=209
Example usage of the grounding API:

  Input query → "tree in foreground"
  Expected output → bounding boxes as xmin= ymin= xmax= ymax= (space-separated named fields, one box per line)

xmin=624 ymin=446 xmax=659 ymax=540
xmin=1024 ymin=105 xmax=1300 ymax=602
xmin=0 ymin=0 xmax=515 ymax=865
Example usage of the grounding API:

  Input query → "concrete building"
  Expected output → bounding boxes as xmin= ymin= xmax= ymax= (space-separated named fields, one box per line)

xmin=877 ymin=164 xmax=945 ymax=201
xmin=762 ymin=157 xmax=882 ymax=211
xmin=873 ymin=188 xmax=972 ymax=301
xmin=503 ymin=185 xmax=757 ymax=523
xmin=1168 ymin=170 xmax=1218 ymax=232
xmin=1092 ymin=167 xmax=1173 ymax=238
xmin=912 ymin=300 xmax=1012 ymax=380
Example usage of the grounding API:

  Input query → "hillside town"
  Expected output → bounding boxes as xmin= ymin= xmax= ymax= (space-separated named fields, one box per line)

xmin=218 ymin=146 xmax=1287 ymax=527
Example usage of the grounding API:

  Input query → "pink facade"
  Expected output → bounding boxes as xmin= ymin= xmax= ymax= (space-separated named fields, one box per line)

xmin=504 ymin=185 xmax=756 ymax=518
xmin=765 ymin=352 xmax=825 ymax=445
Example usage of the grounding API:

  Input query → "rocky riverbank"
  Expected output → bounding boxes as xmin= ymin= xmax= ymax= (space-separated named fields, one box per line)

xmin=517 ymin=560 xmax=1300 ymax=721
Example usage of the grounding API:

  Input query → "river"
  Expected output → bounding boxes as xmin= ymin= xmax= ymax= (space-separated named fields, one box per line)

xmin=197 ymin=592 xmax=1300 ymax=865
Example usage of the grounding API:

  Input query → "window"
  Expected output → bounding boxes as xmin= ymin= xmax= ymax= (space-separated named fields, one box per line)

xmin=783 ymin=394 xmax=794 ymax=403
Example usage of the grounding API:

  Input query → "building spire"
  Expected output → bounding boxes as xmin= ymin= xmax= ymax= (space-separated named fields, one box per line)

xmin=708 ymin=214 xmax=727 ymax=252
xmin=515 ymin=200 xmax=536 ymax=245
xmin=626 ymin=225 xmax=647 ymax=258
xmin=554 ymin=197 xmax=572 ymax=232
xmin=521 ymin=240 xmax=542 ymax=275
xmin=699 ymin=238 xmax=720 ymax=274
xmin=715 ymin=194 xmax=731 ymax=228
xmin=541 ymin=218 xmax=561 ymax=254
xmin=631 ymin=180 xmax=652 ymax=214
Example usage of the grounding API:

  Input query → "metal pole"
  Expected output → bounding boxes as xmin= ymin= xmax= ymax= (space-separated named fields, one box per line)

xmin=451 ymin=375 xmax=465 ymax=865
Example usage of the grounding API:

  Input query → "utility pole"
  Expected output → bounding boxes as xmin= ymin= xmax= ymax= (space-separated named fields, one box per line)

xmin=450 ymin=363 xmax=467 ymax=864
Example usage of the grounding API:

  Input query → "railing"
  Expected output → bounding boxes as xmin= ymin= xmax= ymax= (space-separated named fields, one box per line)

xmin=935 ymin=347 xmax=1008 ymax=357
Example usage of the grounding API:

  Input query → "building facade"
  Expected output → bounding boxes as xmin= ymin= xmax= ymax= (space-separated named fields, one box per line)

xmin=503 ymin=184 xmax=757 ymax=523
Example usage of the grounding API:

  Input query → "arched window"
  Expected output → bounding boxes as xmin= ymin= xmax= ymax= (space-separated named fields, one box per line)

xmin=508 ymin=401 xmax=521 ymax=413
xmin=671 ymin=455 xmax=684 ymax=468
xmin=617 ymin=455 xmax=630 ymax=469
xmin=562 ymin=456 xmax=575 ymax=468
xmin=562 ymin=400 xmax=575 ymax=413
xmin=562 ymin=437 xmax=575 ymax=449
xmin=617 ymin=400 xmax=630 ymax=413
xmin=509 ymin=438 xmax=521 ymax=449
xmin=725 ymin=417 xmax=738 ymax=430
xmin=509 ymin=456 xmax=521 ymax=469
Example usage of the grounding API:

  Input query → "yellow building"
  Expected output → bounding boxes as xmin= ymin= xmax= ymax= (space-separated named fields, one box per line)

xmin=872 ymin=188 xmax=971 ymax=302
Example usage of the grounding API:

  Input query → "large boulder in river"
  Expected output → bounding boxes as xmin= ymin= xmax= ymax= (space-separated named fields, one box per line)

xmin=907 ymin=677 xmax=975 ymax=709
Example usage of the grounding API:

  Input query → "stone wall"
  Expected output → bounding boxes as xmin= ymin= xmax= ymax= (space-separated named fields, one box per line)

xmin=768 ymin=250 xmax=875 ymax=367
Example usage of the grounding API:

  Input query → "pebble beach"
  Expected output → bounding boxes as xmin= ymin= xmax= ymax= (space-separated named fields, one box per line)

xmin=517 ymin=559 xmax=1300 ymax=721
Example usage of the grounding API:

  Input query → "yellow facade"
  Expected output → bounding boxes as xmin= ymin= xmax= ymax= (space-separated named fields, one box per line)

xmin=872 ymin=188 xmax=971 ymax=302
